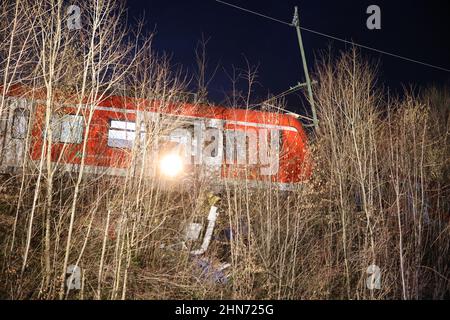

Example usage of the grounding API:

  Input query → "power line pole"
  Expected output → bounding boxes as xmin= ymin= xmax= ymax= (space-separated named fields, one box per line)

xmin=292 ymin=6 xmax=318 ymax=128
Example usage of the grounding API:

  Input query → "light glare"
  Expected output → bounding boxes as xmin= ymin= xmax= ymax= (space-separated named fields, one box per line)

xmin=159 ymin=153 xmax=183 ymax=178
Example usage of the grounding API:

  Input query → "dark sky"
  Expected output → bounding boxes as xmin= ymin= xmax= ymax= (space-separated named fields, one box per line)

xmin=125 ymin=0 xmax=450 ymax=113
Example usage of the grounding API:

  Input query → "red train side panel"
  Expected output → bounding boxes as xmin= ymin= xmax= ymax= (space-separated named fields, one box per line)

xmin=1 ymin=86 xmax=311 ymax=190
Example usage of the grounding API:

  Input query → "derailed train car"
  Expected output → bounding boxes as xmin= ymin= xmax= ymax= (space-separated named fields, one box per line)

xmin=0 ymin=85 xmax=311 ymax=191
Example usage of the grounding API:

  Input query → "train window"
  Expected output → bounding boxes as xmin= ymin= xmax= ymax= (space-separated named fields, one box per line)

xmin=59 ymin=115 xmax=83 ymax=144
xmin=11 ymin=108 xmax=29 ymax=139
xmin=108 ymin=120 xmax=136 ymax=149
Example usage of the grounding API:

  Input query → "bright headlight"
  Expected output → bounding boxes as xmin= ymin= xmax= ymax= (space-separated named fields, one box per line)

xmin=159 ymin=153 xmax=184 ymax=178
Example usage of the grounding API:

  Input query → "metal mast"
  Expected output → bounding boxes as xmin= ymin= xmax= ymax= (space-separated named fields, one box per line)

xmin=292 ymin=6 xmax=318 ymax=128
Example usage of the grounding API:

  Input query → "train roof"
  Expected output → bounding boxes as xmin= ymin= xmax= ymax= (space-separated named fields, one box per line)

xmin=2 ymin=84 xmax=307 ymax=136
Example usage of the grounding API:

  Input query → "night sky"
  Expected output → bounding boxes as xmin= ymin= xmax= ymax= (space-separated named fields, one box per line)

xmin=126 ymin=0 xmax=450 ymax=113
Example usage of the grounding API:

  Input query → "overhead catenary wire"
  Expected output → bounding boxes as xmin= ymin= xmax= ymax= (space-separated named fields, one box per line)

xmin=247 ymin=82 xmax=305 ymax=109
xmin=216 ymin=0 xmax=292 ymax=27
xmin=215 ymin=0 xmax=450 ymax=73
xmin=265 ymin=84 xmax=304 ymax=102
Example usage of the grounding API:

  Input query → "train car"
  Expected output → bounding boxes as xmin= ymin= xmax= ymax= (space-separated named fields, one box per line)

xmin=0 ymin=85 xmax=311 ymax=191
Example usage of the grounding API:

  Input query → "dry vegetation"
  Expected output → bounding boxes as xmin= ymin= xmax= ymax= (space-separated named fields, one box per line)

xmin=0 ymin=0 xmax=449 ymax=300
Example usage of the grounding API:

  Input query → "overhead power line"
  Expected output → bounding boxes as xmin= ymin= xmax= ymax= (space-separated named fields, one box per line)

xmin=216 ymin=0 xmax=292 ymax=27
xmin=215 ymin=0 xmax=450 ymax=73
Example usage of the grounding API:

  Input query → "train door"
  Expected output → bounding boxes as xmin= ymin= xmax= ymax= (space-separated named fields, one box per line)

xmin=0 ymin=97 xmax=32 ymax=172
xmin=153 ymin=113 xmax=198 ymax=183
xmin=161 ymin=115 xmax=224 ymax=185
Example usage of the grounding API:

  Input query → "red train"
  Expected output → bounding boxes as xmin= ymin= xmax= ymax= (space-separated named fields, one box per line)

xmin=0 ymin=85 xmax=311 ymax=190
